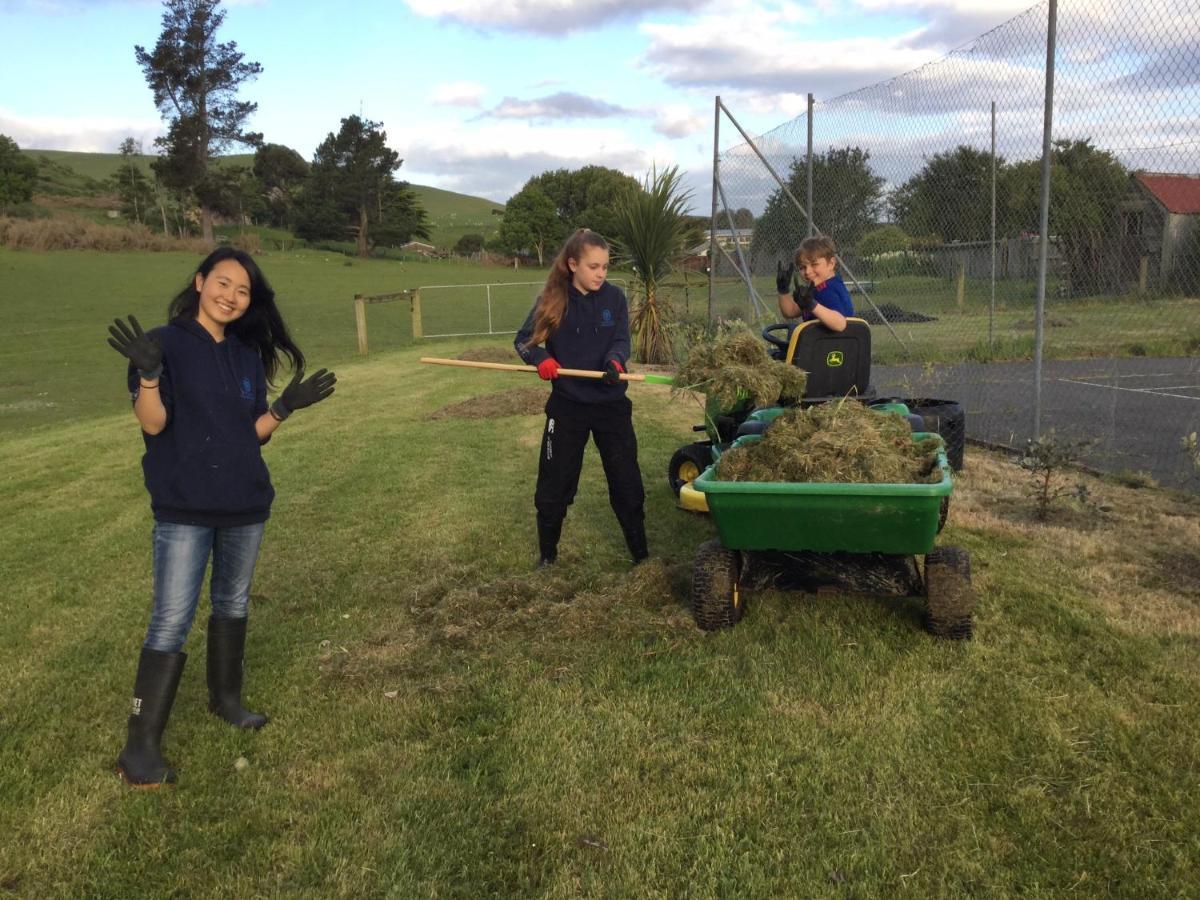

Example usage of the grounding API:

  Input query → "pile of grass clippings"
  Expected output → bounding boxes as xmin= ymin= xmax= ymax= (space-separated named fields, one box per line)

xmin=716 ymin=400 xmax=943 ymax=484
xmin=431 ymin=387 xmax=546 ymax=419
xmin=673 ymin=323 xmax=808 ymax=409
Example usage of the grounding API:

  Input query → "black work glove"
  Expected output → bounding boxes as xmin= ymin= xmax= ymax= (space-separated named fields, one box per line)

xmin=602 ymin=359 xmax=625 ymax=385
xmin=107 ymin=315 xmax=163 ymax=379
xmin=270 ymin=367 xmax=336 ymax=420
xmin=792 ymin=276 xmax=817 ymax=315
xmin=775 ymin=261 xmax=794 ymax=296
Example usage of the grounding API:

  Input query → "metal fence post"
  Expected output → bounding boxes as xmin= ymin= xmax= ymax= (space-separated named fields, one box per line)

xmin=990 ymin=99 xmax=997 ymax=352
xmin=1033 ymin=0 xmax=1058 ymax=441
xmin=709 ymin=95 xmax=720 ymax=322
xmin=806 ymin=93 xmax=814 ymax=239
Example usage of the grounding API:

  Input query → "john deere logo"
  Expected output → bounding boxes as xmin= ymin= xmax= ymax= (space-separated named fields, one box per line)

xmin=826 ymin=350 xmax=845 ymax=367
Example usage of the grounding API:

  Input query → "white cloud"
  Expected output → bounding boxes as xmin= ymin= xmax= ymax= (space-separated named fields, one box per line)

xmin=652 ymin=105 xmax=707 ymax=138
xmin=640 ymin=13 xmax=937 ymax=101
xmin=483 ymin=92 xmax=631 ymax=121
xmin=390 ymin=120 xmax=656 ymax=200
xmin=0 ymin=108 xmax=162 ymax=153
xmin=404 ymin=0 xmax=708 ymax=34
xmin=431 ymin=80 xmax=488 ymax=107
xmin=852 ymin=0 xmax=1034 ymax=49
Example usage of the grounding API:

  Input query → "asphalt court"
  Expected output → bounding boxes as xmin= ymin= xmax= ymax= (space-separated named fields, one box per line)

xmin=874 ymin=356 xmax=1200 ymax=488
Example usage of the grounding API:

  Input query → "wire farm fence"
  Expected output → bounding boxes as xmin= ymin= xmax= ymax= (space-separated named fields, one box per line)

xmin=712 ymin=0 xmax=1200 ymax=488
xmin=417 ymin=279 xmax=631 ymax=338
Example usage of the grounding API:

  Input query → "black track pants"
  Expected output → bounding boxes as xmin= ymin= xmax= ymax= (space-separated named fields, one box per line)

xmin=535 ymin=392 xmax=645 ymax=535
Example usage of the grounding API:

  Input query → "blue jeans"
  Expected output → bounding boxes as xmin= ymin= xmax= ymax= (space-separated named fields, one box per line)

xmin=144 ymin=522 xmax=266 ymax=653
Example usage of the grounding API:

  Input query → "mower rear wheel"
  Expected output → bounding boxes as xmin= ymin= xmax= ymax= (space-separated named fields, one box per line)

xmin=668 ymin=442 xmax=713 ymax=497
xmin=691 ymin=540 xmax=744 ymax=631
xmin=923 ymin=545 xmax=974 ymax=639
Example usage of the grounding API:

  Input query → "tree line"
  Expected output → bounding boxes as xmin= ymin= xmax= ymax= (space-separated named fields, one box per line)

xmin=121 ymin=0 xmax=427 ymax=256
xmin=750 ymin=140 xmax=1132 ymax=295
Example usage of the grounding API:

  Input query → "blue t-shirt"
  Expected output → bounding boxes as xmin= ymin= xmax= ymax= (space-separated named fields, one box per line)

xmin=807 ymin=274 xmax=854 ymax=321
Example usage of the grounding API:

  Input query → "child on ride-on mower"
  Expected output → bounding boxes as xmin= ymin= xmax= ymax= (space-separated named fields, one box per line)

xmin=776 ymin=236 xmax=854 ymax=333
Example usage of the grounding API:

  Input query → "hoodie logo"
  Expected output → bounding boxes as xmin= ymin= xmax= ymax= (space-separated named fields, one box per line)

xmin=600 ymin=308 xmax=614 ymax=327
xmin=240 ymin=376 xmax=254 ymax=400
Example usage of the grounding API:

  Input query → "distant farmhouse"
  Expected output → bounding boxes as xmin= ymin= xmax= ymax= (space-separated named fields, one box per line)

xmin=1122 ymin=172 xmax=1200 ymax=288
xmin=401 ymin=240 xmax=438 ymax=257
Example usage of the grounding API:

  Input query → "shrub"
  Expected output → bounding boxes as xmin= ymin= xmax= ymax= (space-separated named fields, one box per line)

xmin=0 ymin=215 xmax=208 ymax=252
xmin=1019 ymin=431 xmax=1092 ymax=520
xmin=231 ymin=231 xmax=262 ymax=254
xmin=453 ymin=233 xmax=485 ymax=255
xmin=857 ymin=225 xmax=911 ymax=256
xmin=1182 ymin=432 xmax=1200 ymax=480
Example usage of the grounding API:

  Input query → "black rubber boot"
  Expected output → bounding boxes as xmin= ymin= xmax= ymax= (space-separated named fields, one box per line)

xmin=623 ymin=521 xmax=649 ymax=565
xmin=206 ymin=616 xmax=268 ymax=730
xmin=536 ymin=516 xmax=562 ymax=570
xmin=116 ymin=648 xmax=186 ymax=788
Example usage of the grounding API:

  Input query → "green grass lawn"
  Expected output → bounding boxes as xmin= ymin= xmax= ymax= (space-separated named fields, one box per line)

xmin=1 ymin=324 xmax=1198 ymax=896
xmin=0 ymin=248 xmax=549 ymax=431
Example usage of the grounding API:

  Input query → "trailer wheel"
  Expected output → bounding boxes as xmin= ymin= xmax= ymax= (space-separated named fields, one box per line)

xmin=691 ymin=540 xmax=744 ymax=631
xmin=668 ymin=442 xmax=713 ymax=497
xmin=923 ymin=545 xmax=974 ymax=639
xmin=906 ymin=399 xmax=966 ymax=471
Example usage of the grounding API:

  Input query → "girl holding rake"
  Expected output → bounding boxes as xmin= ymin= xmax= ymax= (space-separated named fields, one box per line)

xmin=515 ymin=228 xmax=648 ymax=569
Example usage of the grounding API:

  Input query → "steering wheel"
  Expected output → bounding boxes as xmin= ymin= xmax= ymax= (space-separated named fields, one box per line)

xmin=761 ymin=323 xmax=796 ymax=361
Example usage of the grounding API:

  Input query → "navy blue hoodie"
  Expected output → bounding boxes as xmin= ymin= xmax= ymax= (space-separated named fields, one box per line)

xmin=514 ymin=281 xmax=631 ymax=404
xmin=127 ymin=317 xmax=273 ymax=526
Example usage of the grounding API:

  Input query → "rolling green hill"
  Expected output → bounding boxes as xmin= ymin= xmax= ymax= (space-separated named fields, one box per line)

xmin=408 ymin=183 xmax=504 ymax=247
xmin=22 ymin=148 xmax=253 ymax=183
xmin=20 ymin=149 xmax=504 ymax=248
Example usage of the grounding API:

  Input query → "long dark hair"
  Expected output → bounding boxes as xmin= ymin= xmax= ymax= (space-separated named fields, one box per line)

xmin=167 ymin=247 xmax=304 ymax=382
xmin=524 ymin=228 xmax=609 ymax=349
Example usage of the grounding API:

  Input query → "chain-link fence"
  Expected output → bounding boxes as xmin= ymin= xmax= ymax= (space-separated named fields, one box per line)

xmin=711 ymin=0 xmax=1200 ymax=488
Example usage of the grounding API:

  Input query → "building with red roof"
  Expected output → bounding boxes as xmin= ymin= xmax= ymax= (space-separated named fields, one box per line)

xmin=1123 ymin=172 xmax=1200 ymax=290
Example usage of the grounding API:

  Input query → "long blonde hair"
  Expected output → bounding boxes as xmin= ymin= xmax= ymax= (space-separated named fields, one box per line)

xmin=525 ymin=228 xmax=609 ymax=349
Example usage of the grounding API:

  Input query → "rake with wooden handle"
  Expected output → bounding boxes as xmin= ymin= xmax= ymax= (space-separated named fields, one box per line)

xmin=420 ymin=357 xmax=675 ymax=385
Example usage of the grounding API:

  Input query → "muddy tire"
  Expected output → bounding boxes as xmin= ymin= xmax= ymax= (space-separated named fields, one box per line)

xmin=937 ymin=496 xmax=950 ymax=533
xmin=691 ymin=539 xmax=744 ymax=631
xmin=668 ymin=442 xmax=713 ymax=497
xmin=906 ymin=398 xmax=966 ymax=471
xmin=923 ymin=545 xmax=974 ymax=639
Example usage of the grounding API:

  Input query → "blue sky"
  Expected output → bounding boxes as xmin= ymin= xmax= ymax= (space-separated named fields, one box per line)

xmin=0 ymin=0 xmax=1049 ymax=202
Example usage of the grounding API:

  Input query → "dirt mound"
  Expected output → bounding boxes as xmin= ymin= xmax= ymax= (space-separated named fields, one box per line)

xmin=860 ymin=303 xmax=938 ymax=324
xmin=456 ymin=347 xmax=518 ymax=363
xmin=431 ymin=387 xmax=547 ymax=419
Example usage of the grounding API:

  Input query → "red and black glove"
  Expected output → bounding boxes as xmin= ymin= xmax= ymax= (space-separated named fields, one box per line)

xmin=537 ymin=358 xmax=561 ymax=380
xmin=602 ymin=359 xmax=625 ymax=385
